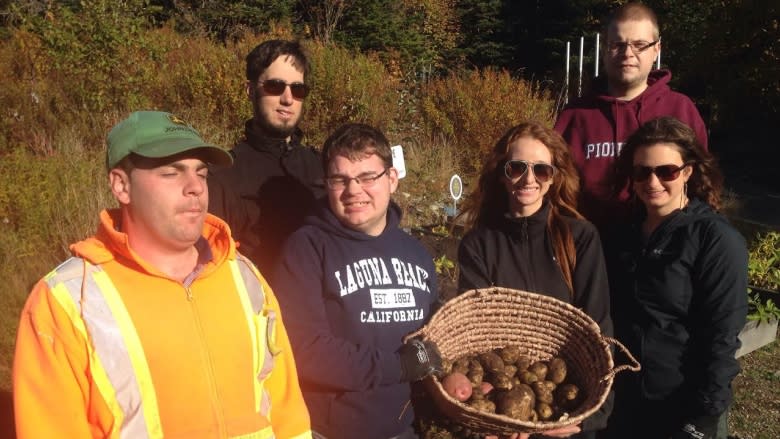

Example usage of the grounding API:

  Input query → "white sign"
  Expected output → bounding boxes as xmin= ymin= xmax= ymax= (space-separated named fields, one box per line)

xmin=391 ymin=145 xmax=406 ymax=179
xmin=449 ymin=174 xmax=463 ymax=200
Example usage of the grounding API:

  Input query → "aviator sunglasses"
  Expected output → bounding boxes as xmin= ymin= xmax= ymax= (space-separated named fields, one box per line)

xmin=258 ymin=79 xmax=310 ymax=99
xmin=631 ymin=163 xmax=691 ymax=182
xmin=503 ymin=160 xmax=556 ymax=183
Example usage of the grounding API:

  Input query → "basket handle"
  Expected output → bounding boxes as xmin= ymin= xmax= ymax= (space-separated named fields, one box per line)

xmin=600 ymin=336 xmax=641 ymax=382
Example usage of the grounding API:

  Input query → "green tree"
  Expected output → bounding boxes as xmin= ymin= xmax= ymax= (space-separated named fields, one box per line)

xmin=153 ymin=0 xmax=295 ymax=40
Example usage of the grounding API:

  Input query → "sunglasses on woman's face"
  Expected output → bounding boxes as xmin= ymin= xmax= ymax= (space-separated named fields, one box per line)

xmin=503 ymin=160 xmax=556 ymax=183
xmin=258 ymin=79 xmax=310 ymax=99
xmin=631 ymin=163 xmax=691 ymax=182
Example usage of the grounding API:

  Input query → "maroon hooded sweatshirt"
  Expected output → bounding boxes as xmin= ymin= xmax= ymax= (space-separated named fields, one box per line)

xmin=554 ymin=69 xmax=708 ymax=232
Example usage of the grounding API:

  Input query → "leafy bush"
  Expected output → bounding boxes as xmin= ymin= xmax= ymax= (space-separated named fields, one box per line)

xmin=418 ymin=68 xmax=555 ymax=176
xmin=748 ymin=231 xmax=780 ymax=292
xmin=303 ymin=42 xmax=403 ymax=147
xmin=747 ymin=293 xmax=780 ymax=324
xmin=0 ymin=132 xmax=111 ymax=390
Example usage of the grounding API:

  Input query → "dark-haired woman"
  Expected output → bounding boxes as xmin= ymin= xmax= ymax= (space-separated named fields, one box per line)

xmin=456 ymin=121 xmax=613 ymax=438
xmin=603 ymin=116 xmax=748 ymax=439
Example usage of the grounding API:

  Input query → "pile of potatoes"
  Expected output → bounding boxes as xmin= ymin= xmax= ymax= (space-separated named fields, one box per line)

xmin=438 ymin=346 xmax=582 ymax=423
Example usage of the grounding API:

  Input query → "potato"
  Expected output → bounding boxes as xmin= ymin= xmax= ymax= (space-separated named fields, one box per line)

xmin=439 ymin=358 xmax=453 ymax=376
xmin=531 ymin=380 xmax=555 ymax=404
xmin=492 ymin=372 xmax=514 ymax=391
xmin=442 ymin=372 xmax=473 ymax=402
xmin=452 ymin=357 xmax=470 ymax=375
xmin=528 ymin=361 xmax=549 ymax=381
xmin=498 ymin=345 xmax=522 ymax=364
xmin=547 ymin=357 xmax=568 ymax=384
xmin=515 ymin=355 xmax=532 ymax=372
xmin=467 ymin=369 xmax=484 ymax=387
xmin=519 ymin=370 xmax=539 ymax=385
xmin=469 ymin=398 xmax=496 ymax=413
xmin=479 ymin=351 xmax=505 ymax=374
xmin=536 ymin=402 xmax=554 ymax=420
xmin=496 ymin=385 xmax=535 ymax=420
xmin=554 ymin=383 xmax=580 ymax=409
xmin=503 ymin=364 xmax=518 ymax=378
xmin=479 ymin=381 xmax=494 ymax=395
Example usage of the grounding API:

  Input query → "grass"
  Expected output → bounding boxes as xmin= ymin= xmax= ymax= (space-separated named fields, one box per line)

xmin=729 ymin=336 xmax=780 ymax=439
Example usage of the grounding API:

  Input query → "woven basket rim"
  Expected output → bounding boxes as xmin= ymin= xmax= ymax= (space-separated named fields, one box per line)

xmin=408 ymin=287 xmax=616 ymax=434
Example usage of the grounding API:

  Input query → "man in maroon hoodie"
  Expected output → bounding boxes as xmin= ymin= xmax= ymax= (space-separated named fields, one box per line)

xmin=554 ymin=2 xmax=708 ymax=232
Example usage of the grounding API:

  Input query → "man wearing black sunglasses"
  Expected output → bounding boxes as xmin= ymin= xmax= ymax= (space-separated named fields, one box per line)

xmin=208 ymin=39 xmax=325 ymax=282
xmin=554 ymin=2 xmax=708 ymax=235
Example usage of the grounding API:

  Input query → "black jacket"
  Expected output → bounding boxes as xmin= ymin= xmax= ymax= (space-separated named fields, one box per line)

xmin=208 ymin=120 xmax=325 ymax=279
xmin=606 ymin=198 xmax=748 ymax=421
xmin=457 ymin=202 xmax=613 ymax=433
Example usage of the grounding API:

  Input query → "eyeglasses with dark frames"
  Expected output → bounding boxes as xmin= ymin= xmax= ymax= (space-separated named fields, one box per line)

xmin=631 ymin=163 xmax=691 ymax=182
xmin=258 ymin=79 xmax=310 ymax=100
xmin=326 ymin=169 xmax=388 ymax=190
xmin=503 ymin=160 xmax=556 ymax=183
xmin=607 ymin=39 xmax=660 ymax=55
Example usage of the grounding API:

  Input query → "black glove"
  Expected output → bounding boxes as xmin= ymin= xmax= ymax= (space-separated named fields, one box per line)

xmin=669 ymin=415 xmax=719 ymax=439
xmin=398 ymin=338 xmax=442 ymax=382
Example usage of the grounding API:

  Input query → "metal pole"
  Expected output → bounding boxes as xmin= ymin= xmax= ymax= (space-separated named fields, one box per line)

xmin=578 ymin=36 xmax=584 ymax=97
xmin=656 ymin=47 xmax=661 ymax=69
xmin=565 ymin=41 xmax=570 ymax=104
xmin=595 ymin=33 xmax=600 ymax=77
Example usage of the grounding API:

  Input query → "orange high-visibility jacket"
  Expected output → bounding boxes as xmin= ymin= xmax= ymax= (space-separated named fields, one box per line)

xmin=13 ymin=209 xmax=311 ymax=439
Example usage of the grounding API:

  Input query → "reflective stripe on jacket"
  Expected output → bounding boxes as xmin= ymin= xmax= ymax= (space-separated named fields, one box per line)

xmin=13 ymin=210 xmax=311 ymax=439
xmin=44 ymin=255 xmax=279 ymax=439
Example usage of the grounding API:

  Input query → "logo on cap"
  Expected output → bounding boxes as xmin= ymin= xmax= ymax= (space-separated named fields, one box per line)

xmin=168 ymin=114 xmax=188 ymax=125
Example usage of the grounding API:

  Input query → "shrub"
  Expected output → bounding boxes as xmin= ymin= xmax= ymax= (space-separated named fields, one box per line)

xmin=748 ymin=231 xmax=780 ymax=292
xmin=0 ymin=130 xmax=110 ymax=390
xmin=303 ymin=42 xmax=403 ymax=147
xmin=418 ymin=68 xmax=555 ymax=176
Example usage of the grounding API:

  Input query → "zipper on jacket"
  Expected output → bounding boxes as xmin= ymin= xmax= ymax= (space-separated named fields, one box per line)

xmin=187 ymin=287 xmax=228 ymax=437
xmin=520 ymin=217 xmax=538 ymax=292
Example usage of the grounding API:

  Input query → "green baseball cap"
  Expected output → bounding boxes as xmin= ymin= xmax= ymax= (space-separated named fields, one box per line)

xmin=107 ymin=111 xmax=233 ymax=169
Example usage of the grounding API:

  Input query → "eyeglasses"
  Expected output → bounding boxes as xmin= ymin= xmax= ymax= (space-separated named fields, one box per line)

xmin=607 ymin=39 xmax=660 ymax=55
xmin=631 ymin=163 xmax=691 ymax=182
xmin=503 ymin=160 xmax=556 ymax=183
xmin=326 ymin=169 xmax=388 ymax=190
xmin=258 ymin=79 xmax=310 ymax=99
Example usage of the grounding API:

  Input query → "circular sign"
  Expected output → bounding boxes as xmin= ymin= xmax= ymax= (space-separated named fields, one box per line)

xmin=449 ymin=174 xmax=463 ymax=201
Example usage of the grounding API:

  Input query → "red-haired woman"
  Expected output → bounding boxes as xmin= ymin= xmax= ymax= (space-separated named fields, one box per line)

xmin=457 ymin=121 xmax=613 ymax=439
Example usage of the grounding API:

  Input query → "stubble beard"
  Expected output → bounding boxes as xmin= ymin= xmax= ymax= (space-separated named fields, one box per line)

xmin=252 ymin=98 xmax=302 ymax=139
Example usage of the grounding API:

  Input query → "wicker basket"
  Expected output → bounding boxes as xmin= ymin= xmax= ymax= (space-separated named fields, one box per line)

xmin=405 ymin=287 xmax=640 ymax=435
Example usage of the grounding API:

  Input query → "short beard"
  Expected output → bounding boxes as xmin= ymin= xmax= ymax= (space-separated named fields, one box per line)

xmin=251 ymin=96 xmax=302 ymax=139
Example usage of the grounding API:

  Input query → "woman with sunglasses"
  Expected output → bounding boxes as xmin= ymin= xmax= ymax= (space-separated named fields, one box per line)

xmin=456 ymin=121 xmax=613 ymax=439
xmin=603 ymin=116 xmax=748 ymax=439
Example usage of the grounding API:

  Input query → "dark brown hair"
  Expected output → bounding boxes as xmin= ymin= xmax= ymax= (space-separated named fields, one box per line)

xmin=459 ymin=121 xmax=584 ymax=296
xmin=614 ymin=116 xmax=723 ymax=210
xmin=321 ymin=123 xmax=392 ymax=174
xmin=246 ymin=39 xmax=310 ymax=83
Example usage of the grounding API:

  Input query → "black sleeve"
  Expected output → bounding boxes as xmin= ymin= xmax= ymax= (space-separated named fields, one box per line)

xmin=571 ymin=221 xmax=615 ymax=432
xmin=687 ymin=220 xmax=748 ymax=419
xmin=572 ymin=221 xmax=613 ymax=337
xmin=207 ymin=167 xmax=259 ymax=257
xmin=456 ymin=230 xmax=492 ymax=293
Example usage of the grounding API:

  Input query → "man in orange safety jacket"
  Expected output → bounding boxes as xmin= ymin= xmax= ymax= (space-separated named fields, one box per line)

xmin=13 ymin=110 xmax=312 ymax=439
